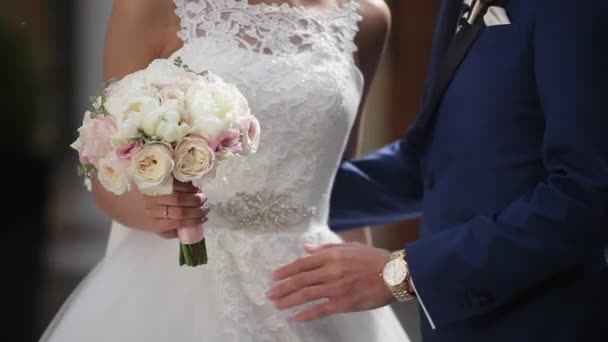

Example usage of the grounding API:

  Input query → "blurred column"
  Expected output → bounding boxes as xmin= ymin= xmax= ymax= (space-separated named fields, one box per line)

xmin=49 ymin=0 xmax=112 ymax=236
xmin=0 ymin=1 xmax=58 ymax=341
xmin=73 ymin=0 xmax=112 ymax=123
xmin=38 ymin=0 xmax=113 ymax=339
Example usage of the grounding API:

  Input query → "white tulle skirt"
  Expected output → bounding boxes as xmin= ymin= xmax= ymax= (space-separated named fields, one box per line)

xmin=40 ymin=214 xmax=410 ymax=342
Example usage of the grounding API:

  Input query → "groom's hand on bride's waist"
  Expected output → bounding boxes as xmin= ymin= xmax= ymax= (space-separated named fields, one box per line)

xmin=266 ymin=243 xmax=396 ymax=322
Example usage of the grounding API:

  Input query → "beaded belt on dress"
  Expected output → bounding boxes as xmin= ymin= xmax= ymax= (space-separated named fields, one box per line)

xmin=212 ymin=191 xmax=317 ymax=232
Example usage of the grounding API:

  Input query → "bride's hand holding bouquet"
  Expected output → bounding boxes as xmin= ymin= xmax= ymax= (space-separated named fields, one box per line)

xmin=140 ymin=180 xmax=209 ymax=240
xmin=71 ymin=57 xmax=260 ymax=267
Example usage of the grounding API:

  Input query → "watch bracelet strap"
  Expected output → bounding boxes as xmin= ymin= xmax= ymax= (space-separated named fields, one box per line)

xmin=392 ymin=281 xmax=414 ymax=301
xmin=388 ymin=249 xmax=415 ymax=301
xmin=389 ymin=250 xmax=406 ymax=260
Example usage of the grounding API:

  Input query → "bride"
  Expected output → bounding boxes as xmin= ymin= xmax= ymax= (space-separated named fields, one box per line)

xmin=41 ymin=0 xmax=410 ymax=341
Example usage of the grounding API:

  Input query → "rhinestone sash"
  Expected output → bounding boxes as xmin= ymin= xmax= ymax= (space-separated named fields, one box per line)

xmin=213 ymin=191 xmax=317 ymax=232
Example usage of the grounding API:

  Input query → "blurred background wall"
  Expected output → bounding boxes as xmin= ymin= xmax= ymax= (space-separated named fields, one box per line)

xmin=0 ymin=1 xmax=439 ymax=341
xmin=1 ymin=1 xmax=75 ymax=340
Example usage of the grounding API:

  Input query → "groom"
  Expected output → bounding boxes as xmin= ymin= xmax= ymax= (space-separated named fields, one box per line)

xmin=267 ymin=0 xmax=608 ymax=341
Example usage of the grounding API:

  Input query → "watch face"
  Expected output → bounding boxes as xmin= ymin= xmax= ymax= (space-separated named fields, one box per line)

xmin=382 ymin=258 xmax=408 ymax=287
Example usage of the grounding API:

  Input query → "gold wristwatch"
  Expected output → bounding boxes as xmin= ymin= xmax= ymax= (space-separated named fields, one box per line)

xmin=380 ymin=249 xmax=415 ymax=302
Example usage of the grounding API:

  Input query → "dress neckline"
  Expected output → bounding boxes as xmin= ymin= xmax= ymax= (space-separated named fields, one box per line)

xmin=242 ymin=0 xmax=353 ymax=15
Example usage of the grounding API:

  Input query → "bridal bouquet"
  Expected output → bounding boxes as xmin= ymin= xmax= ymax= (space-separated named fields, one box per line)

xmin=71 ymin=57 xmax=260 ymax=267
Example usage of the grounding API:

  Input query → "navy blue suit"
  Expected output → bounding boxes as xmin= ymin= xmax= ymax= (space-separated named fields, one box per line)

xmin=330 ymin=0 xmax=608 ymax=341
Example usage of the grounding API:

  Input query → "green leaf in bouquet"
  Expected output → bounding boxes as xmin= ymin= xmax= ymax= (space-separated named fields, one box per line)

xmin=136 ymin=128 xmax=161 ymax=143
xmin=129 ymin=136 xmax=146 ymax=145
xmin=94 ymin=97 xmax=103 ymax=111
xmin=77 ymin=164 xmax=97 ymax=179
xmin=173 ymin=56 xmax=195 ymax=73
xmin=174 ymin=56 xmax=184 ymax=68
xmin=88 ymin=90 xmax=109 ymax=117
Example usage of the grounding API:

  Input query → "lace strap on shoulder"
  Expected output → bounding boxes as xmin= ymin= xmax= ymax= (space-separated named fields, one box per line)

xmin=173 ymin=0 xmax=227 ymax=43
xmin=173 ymin=0 xmax=187 ymax=42
xmin=341 ymin=0 xmax=363 ymax=54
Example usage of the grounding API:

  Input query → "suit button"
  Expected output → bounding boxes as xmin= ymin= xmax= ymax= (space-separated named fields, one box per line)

xmin=423 ymin=173 xmax=435 ymax=190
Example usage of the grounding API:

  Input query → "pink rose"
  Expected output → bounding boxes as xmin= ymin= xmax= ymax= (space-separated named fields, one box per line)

xmin=116 ymin=140 xmax=141 ymax=161
xmin=238 ymin=115 xmax=260 ymax=155
xmin=173 ymin=136 xmax=216 ymax=182
xmin=209 ymin=129 xmax=243 ymax=156
xmin=71 ymin=113 xmax=117 ymax=166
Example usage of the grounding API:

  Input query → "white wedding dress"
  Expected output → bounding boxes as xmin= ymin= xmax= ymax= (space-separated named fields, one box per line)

xmin=41 ymin=1 xmax=411 ymax=341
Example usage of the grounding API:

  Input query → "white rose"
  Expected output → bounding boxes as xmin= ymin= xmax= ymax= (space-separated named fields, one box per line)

xmin=211 ymin=82 xmax=250 ymax=119
xmin=144 ymin=59 xmax=196 ymax=87
xmin=173 ymin=136 xmax=216 ymax=182
xmin=105 ymin=70 xmax=146 ymax=97
xmin=191 ymin=114 xmax=232 ymax=141
xmin=185 ymin=80 xmax=215 ymax=116
xmin=111 ymin=114 xmax=143 ymax=147
xmin=186 ymin=80 xmax=251 ymax=140
xmin=132 ymin=143 xmax=175 ymax=196
xmin=106 ymin=95 xmax=160 ymax=123
xmin=140 ymin=100 xmax=192 ymax=142
xmin=105 ymin=71 xmax=157 ymax=112
xmin=160 ymin=87 xmax=185 ymax=106
xmin=160 ymin=87 xmax=192 ymax=123
xmin=97 ymin=155 xmax=131 ymax=196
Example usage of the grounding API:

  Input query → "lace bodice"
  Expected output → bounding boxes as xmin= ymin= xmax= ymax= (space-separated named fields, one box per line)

xmin=171 ymin=0 xmax=364 ymax=228
xmin=175 ymin=0 xmax=361 ymax=56
xmin=170 ymin=2 xmax=366 ymax=340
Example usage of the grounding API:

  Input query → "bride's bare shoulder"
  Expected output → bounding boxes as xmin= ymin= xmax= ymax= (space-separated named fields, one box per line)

xmin=105 ymin=0 xmax=181 ymax=79
xmin=353 ymin=0 xmax=390 ymax=83
xmin=109 ymin=0 xmax=179 ymax=38
xmin=357 ymin=0 xmax=390 ymax=40
xmin=111 ymin=0 xmax=176 ymax=20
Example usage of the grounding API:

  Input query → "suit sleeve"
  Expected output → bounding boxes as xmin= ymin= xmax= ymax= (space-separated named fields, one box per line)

xmin=329 ymin=138 xmax=424 ymax=231
xmin=406 ymin=0 xmax=608 ymax=328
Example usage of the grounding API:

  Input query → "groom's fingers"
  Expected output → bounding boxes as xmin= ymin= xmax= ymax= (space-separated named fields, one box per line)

xmin=304 ymin=243 xmax=342 ymax=254
xmin=293 ymin=298 xmax=346 ymax=322
xmin=267 ymin=269 xmax=323 ymax=300
xmin=272 ymin=284 xmax=331 ymax=310
xmin=272 ymin=255 xmax=323 ymax=281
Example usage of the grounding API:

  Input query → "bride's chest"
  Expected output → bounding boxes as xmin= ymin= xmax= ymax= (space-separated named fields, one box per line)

xmin=176 ymin=39 xmax=362 ymax=131
xmin=173 ymin=0 xmax=363 ymax=124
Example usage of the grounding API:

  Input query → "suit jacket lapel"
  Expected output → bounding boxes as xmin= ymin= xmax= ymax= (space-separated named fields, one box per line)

xmin=411 ymin=1 xmax=487 ymax=145
xmin=428 ymin=0 xmax=464 ymax=76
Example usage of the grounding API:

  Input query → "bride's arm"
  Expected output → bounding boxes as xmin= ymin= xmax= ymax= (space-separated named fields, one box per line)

xmin=92 ymin=0 xmax=208 ymax=237
xmin=103 ymin=0 xmax=181 ymax=80
xmin=336 ymin=0 xmax=391 ymax=245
